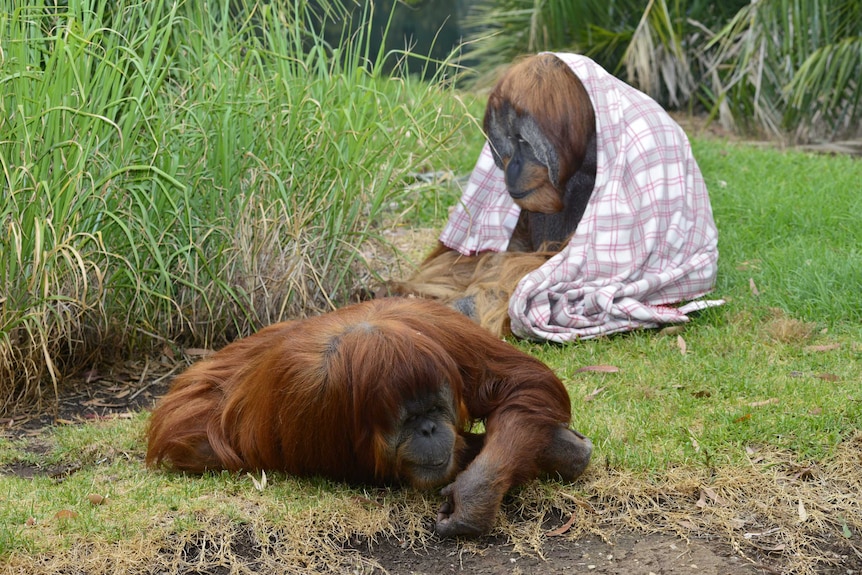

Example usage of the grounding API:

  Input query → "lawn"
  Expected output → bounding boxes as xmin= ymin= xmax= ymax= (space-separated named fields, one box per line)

xmin=2 ymin=138 xmax=861 ymax=575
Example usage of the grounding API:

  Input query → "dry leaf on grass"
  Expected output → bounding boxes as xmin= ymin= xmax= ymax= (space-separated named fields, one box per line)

xmin=575 ymin=365 xmax=620 ymax=373
xmin=162 ymin=345 xmax=175 ymax=362
xmin=749 ymin=278 xmax=760 ymax=296
xmin=789 ymin=465 xmax=815 ymax=482
xmin=677 ymin=335 xmax=687 ymax=355
xmin=545 ymin=511 xmax=578 ymax=537
xmin=748 ymin=398 xmax=779 ymax=408
xmin=184 ymin=347 xmax=214 ymax=357
xmin=659 ymin=325 xmax=685 ymax=336
xmin=690 ymin=436 xmax=701 ymax=453
xmin=87 ymin=494 xmax=107 ymax=506
xmin=745 ymin=446 xmax=765 ymax=464
xmin=797 ymin=499 xmax=809 ymax=522
xmin=584 ymin=387 xmax=606 ymax=402
xmin=730 ymin=518 xmax=747 ymax=529
xmin=803 ymin=343 xmax=841 ymax=353
xmin=695 ymin=486 xmax=726 ymax=508
xmin=350 ymin=495 xmax=384 ymax=508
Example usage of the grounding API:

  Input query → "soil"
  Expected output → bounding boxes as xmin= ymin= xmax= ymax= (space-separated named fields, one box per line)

xmin=1 ymin=358 xmax=176 ymax=437
xmin=350 ymin=532 xmax=766 ymax=575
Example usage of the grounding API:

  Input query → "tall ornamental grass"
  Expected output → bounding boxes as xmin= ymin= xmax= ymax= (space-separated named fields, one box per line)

xmin=0 ymin=0 xmax=472 ymax=413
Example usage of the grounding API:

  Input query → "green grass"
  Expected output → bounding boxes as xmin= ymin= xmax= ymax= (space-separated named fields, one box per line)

xmin=532 ymin=310 xmax=860 ymax=470
xmin=696 ymin=142 xmax=862 ymax=324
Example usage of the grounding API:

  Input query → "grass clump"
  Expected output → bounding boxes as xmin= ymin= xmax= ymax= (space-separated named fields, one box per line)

xmin=0 ymin=0 xmax=474 ymax=411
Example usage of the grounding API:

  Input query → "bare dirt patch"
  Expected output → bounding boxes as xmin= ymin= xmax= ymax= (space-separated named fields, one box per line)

xmin=350 ymin=532 xmax=762 ymax=575
xmin=155 ymin=525 xmax=768 ymax=575
xmin=0 ymin=358 xmax=177 ymax=440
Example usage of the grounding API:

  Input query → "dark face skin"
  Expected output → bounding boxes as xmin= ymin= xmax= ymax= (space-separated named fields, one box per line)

xmin=394 ymin=388 xmax=460 ymax=489
xmin=485 ymin=100 xmax=598 ymax=253
xmin=486 ymin=105 xmax=565 ymax=215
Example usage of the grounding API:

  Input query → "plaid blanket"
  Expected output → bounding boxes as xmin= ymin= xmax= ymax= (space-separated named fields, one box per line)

xmin=438 ymin=53 xmax=722 ymax=341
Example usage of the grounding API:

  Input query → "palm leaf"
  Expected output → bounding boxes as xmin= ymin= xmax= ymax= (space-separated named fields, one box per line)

xmin=621 ymin=0 xmax=694 ymax=106
xmin=786 ymin=37 xmax=862 ymax=141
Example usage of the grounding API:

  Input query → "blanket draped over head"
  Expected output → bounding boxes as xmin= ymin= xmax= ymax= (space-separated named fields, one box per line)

xmin=439 ymin=53 xmax=722 ymax=342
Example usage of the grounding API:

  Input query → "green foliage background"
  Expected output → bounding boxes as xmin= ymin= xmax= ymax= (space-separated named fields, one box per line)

xmin=0 ymin=0 xmax=474 ymax=410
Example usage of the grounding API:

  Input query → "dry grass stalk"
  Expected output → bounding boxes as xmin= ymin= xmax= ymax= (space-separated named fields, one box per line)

xmin=5 ymin=434 xmax=861 ymax=574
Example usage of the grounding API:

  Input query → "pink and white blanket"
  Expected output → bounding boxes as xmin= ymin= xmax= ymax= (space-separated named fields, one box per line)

xmin=439 ymin=53 xmax=722 ymax=341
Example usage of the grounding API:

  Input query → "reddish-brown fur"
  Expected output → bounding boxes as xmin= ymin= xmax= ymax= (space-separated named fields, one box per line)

xmin=384 ymin=54 xmax=597 ymax=337
xmin=146 ymin=298 xmax=591 ymax=537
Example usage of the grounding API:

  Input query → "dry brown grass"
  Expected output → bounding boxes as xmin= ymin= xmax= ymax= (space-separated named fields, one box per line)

xmin=763 ymin=309 xmax=817 ymax=345
xmin=5 ymin=433 xmax=860 ymax=574
xmin=577 ymin=433 xmax=862 ymax=572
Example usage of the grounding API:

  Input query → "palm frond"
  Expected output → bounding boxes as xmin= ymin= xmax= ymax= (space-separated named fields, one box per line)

xmin=699 ymin=0 xmax=862 ymax=142
xmin=464 ymin=0 xmax=862 ymax=142
xmin=786 ymin=37 xmax=862 ymax=141
xmin=462 ymin=0 xmax=612 ymax=73
xmin=621 ymin=0 xmax=694 ymax=107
